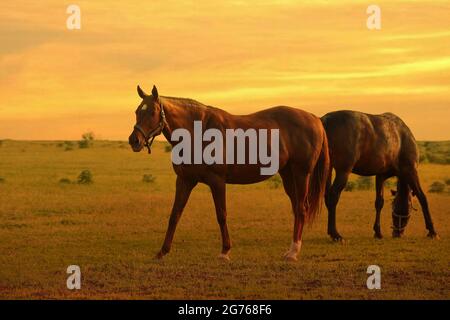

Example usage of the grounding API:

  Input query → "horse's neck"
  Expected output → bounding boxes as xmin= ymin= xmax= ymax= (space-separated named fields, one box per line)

xmin=161 ymin=97 xmax=205 ymax=143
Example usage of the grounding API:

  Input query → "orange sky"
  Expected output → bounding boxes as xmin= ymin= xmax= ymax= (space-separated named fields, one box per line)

xmin=0 ymin=0 xmax=449 ymax=140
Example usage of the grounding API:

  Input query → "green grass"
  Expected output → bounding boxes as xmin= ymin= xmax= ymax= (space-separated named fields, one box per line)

xmin=0 ymin=140 xmax=449 ymax=299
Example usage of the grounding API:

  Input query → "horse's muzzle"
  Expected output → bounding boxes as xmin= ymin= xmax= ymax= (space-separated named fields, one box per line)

xmin=128 ymin=131 xmax=144 ymax=152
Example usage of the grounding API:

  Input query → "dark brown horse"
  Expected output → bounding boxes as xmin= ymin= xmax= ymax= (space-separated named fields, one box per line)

xmin=321 ymin=110 xmax=438 ymax=241
xmin=128 ymin=85 xmax=329 ymax=261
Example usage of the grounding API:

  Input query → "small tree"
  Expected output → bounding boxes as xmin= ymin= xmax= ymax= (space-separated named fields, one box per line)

xmin=78 ymin=132 xmax=95 ymax=149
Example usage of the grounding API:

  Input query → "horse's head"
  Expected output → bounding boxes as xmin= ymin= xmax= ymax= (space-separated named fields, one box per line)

xmin=128 ymin=85 xmax=165 ymax=153
xmin=391 ymin=181 xmax=412 ymax=237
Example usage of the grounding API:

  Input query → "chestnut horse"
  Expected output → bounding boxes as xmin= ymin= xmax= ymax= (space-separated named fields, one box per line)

xmin=322 ymin=110 xmax=438 ymax=241
xmin=128 ymin=85 xmax=329 ymax=261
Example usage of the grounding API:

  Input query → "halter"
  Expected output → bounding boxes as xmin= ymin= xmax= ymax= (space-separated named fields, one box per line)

xmin=391 ymin=211 xmax=411 ymax=233
xmin=391 ymin=195 xmax=415 ymax=233
xmin=133 ymin=99 xmax=166 ymax=154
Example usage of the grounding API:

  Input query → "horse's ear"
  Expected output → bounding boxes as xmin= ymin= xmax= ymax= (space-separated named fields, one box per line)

xmin=391 ymin=190 xmax=397 ymax=196
xmin=152 ymin=85 xmax=159 ymax=99
xmin=137 ymin=85 xmax=147 ymax=99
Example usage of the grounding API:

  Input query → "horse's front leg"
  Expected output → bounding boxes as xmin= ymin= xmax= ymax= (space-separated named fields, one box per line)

xmin=209 ymin=177 xmax=231 ymax=261
xmin=156 ymin=176 xmax=197 ymax=259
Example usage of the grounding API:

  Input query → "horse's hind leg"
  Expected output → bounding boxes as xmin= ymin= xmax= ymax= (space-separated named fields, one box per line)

xmin=325 ymin=170 xmax=350 ymax=241
xmin=281 ymin=166 xmax=309 ymax=261
xmin=373 ymin=175 xmax=387 ymax=239
xmin=405 ymin=170 xmax=439 ymax=238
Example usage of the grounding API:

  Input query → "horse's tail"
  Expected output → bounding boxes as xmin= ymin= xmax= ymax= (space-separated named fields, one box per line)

xmin=307 ymin=128 xmax=330 ymax=223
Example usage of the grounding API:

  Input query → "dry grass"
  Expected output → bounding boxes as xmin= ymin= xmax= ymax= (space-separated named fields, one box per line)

xmin=0 ymin=140 xmax=449 ymax=299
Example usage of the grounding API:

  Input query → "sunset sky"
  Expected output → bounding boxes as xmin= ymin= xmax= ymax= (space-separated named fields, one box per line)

xmin=0 ymin=0 xmax=449 ymax=140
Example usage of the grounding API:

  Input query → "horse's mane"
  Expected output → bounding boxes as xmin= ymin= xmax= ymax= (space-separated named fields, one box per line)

xmin=162 ymin=96 xmax=208 ymax=109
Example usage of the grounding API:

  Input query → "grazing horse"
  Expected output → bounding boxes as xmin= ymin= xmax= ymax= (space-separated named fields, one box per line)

xmin=128 ymin=85 xmax=329 ymax=261
xmin=321 ymin=110 xmax=438 ymax=241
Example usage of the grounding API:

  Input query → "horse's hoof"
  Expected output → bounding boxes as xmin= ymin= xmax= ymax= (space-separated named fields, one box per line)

xmin=218 ymin=253 xmax=230 ymax=261
xmin=374 ymin=233 xmax=383 ymax=239
xmin=283 ymin=250 xmax=298 ymax=262
xmin=284 ymin=254 xmax=298 ymax=262
xmin=392 ymin=232 xmax=402 ymax=238
xmin=155 ymin=251 xmax=165 ymax=260
xmin=330 ymin=235 xmax=345 ymax=243
xmin=427 ymin=232 xmax=440 ymax=240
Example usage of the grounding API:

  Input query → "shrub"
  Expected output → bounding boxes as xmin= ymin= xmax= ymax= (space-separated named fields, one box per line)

xmin=356 ymin=176 xmax=373 ymax=190
xmin=59 ymin=178 xmax=71 ymax=184
xmin=429 ymin=181 xmax=445 ymax=193
xmin=267 ymin=175 xmax=282 ymax=189
xmin=419 ymin=153 xmax=428 ymax=163
xmin=61 ymin=141 xmax=74 ymax=151
xmin=142 ymin=174 xmax=156 ymax=183
xmin=78 ymin=132 xmax=95 ymax=149
xmin=77 ymin=170 xmax=93 ymax=184
xmin=384 ymin=178 xmax=397 ymax=189
xmin=344 ymin=181 xmax=356 ymax=191
xmin=165 ymin=144 xmax=172 ymax=153
xmin=445 ymin=179 xmax=450 ymax=186
xmin=0 ymin=177 xmax=5 ymax=183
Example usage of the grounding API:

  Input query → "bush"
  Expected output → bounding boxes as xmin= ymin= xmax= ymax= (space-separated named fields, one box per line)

xmin=267 ymin=175 xmax=282 ymax=189
xmin=344 ymin=181 xmax=356 ymax=191
xmin=77 ymin=170 xmax=93 ymax=184
xmin=59 ymin=178 xmax=71 ymax=184
xmin=165 ymin=144 xmax=172 ymax=153
xmin=60 ymin=141 xmax=74 ymax=151
xmin=356 ymin=176 xmax=373 ymax=190
xmin=0 ymin=177 xmax=5 ymax=183
xmin=142 ymin=174 xmax=156 ymax=183
xmin=445 ymin=179 xmax=450 ymax=186
xmin=384 ymin=178 xmax=397 ymax=189
xmin=429 ymin=181 xmax=445 ymax=193
xmin=419 ymin=153 xmax=428 ymax=164
xmin=78 ymin=132 xmax=95 ymax=149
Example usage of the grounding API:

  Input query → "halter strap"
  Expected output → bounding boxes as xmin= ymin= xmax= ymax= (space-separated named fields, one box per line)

xmin=391 ymin=211 xmax=411 ymax=232
xmin=133 ymin=99 xmax=166 ymax=154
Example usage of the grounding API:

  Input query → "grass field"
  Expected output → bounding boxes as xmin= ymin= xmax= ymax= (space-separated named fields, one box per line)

xmin=0 ymin=140 xmax=449 ymax=299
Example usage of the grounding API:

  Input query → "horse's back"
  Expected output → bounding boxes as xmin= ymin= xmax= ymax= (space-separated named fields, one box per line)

xmin=322 ymin=110 xmax=417 ymax=175
xmin=250 ymin=106 xmax=326 ymax=163
xmin=204 ymin=106 xmax=326 ymax=182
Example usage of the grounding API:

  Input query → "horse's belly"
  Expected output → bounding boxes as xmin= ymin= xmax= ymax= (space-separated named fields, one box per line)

xmin=353 ymin=155 xmax=396 ymax=176
xmin=225 ymin=164 xmax=275 ymax=184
